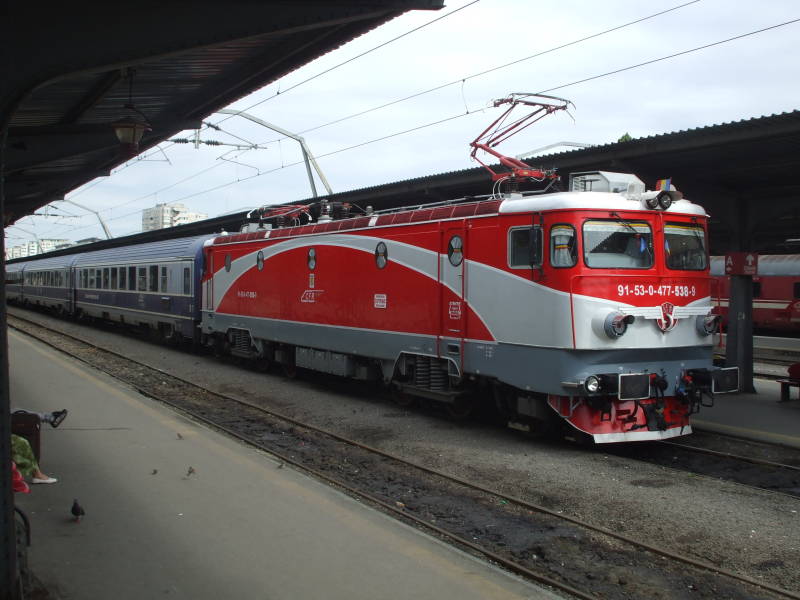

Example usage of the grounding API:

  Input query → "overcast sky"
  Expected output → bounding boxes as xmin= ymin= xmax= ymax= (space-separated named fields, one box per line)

xmin=8 ymin=0 xmax=800 ymax=247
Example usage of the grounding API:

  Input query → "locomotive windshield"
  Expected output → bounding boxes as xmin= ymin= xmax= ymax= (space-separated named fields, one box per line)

xmin=583 ymin=220 xmax=653 ymax=269
xmin=664 ymin=222 xmax=707 ymax=270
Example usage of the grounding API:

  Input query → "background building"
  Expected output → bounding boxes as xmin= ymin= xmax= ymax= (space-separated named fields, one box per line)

xmin=5 ymin=238 xmax=71 ymax=260
xmin=142 ymin=203 xmax=208 ymax=231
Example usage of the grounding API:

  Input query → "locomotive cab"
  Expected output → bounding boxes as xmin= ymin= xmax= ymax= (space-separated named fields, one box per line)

xmin=495 ymin=172 xmax=738 ymax=442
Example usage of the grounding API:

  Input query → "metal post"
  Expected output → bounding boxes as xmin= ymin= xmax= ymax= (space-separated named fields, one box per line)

xmin=725 ymin=199 xmax=756 ymax=393
xmin=300 ymin=147 xmax=318 ymax=198
xmin=725 ymin=275 xmax=756 ymax=392
xmin=215 ymin=109 xmax=333 ymax=197
xmin=0 ymin=125 xmax=18 ymax=599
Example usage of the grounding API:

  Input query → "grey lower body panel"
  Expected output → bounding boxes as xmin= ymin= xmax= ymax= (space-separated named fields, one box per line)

xmin=203 ymin=312 xmax=438 ymax=362
xmin=76 ymin=292 xmax=196 ymax=338
xmin=462 ymin=340 xmax=714 ymax=395
xmin=203 ymin=312 xmax=714 ymax=396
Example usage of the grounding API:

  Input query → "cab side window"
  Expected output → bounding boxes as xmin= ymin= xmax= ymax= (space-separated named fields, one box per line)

xmin=508 ymin=226 xmax=543 ymax=268
xmin=550 ymin=224 xmax=577 ymax=268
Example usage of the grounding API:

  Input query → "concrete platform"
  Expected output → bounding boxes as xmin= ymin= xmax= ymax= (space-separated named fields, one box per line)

xmin=9 ymin=330 xmax=557 ymax=600
xmin=691 ymin=377 xmax=800 ymax=449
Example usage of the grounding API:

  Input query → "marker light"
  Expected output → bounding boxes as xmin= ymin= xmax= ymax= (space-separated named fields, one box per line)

xmin=696 ymin=314 xmax=720 ymax=336
xmin=585 ymin=375 xmax=601 ymax=393
xmin=604 ymin=312 xmax=635 ymax=338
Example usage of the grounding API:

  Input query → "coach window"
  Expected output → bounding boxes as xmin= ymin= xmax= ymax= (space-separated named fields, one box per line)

xmin=508 ymin=226 xmax=543 ymax=268
xmin=137 ymin=267 xmax=147 ymax=291
xmin=550 ymin=224 xmax=577 ymax=268
xmin=103 ymin=268 xmax=110 ymax=289
xmin=129 ymin=266 xmax=137 ymax=291
xmin=225 ymin=254 xmax=232 ymax=272
xmin=160 ymin=266 xmax=168 ymax=292
xmin=88 ymin=269 xmax=96 ymax=289
xmin=111 ymin=268 xmax=118 ymax=289
xmin=256 ymin=251 xmax=264 ymax=271
xmin=149 ymin=265 xmax=159 ymax=292
xmin=119 ymin=267 xmax=126 ymax=290
xmin=583 ymin=219 xmax=653 ymax=269
xmin=183 ymin=267 xmax=191 ymax=295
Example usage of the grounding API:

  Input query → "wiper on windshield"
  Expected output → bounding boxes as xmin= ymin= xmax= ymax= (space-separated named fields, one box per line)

xmin=610 ymin=212 xmax=653 ymax=259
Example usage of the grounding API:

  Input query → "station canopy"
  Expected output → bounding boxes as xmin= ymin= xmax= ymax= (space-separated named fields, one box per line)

xmin=1 ymin=1 xmax=443 ymax=226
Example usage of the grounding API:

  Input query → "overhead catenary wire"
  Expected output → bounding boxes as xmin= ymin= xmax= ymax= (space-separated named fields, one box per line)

xmin=211 ymin=0 xmax=483 ymax=129
xmin=260 ymin=0 xmax=704 ymax=144
xmin=58 ymin=12 xmax=800 ymax=232
xmin=35 ymin=13 xmax=800 ymax=240
xmin=45 ymin=0 xmax=703 ymax=233
xmin=43 ymin=0 xmax=482 ymax=228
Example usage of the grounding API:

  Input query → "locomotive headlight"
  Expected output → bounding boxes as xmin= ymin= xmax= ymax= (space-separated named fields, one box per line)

xmin=604 ymin=312 xmax=635 ymax=338
xmin=584 ymin=375 xmax=602 ymax=393
xmin=643 ymin=193 xmax=660 ymax=210
xmin=657 ymin=190 xmax=673 ymax=210
xmin=696 ymin=314 xmax=720 ymax=336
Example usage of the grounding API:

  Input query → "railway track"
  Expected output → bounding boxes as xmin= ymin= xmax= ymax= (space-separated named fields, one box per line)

xmin=608 ymin=436 xmax=800 ymax=500
xmin=9 ymin=311 xmax=800 ymax=600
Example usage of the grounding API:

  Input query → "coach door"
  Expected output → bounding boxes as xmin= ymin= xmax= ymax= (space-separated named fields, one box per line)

xmin=440 ymin=223 xmax=467 ymax=362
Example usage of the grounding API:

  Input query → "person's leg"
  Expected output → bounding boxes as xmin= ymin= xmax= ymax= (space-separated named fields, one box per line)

xmin=48 ymin=409 xmax=68 ymax=427
xmin=11 ymin=434 xmax=57 ymax=483
xmin=11 ymin=433 xmax=38 ymax=478
xmin=12 ymin=407 xmax=68 ymax=427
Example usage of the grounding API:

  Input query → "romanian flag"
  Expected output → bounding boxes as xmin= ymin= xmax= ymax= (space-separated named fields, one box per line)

xmin=655 ymin=178 xmax=672 ymax=191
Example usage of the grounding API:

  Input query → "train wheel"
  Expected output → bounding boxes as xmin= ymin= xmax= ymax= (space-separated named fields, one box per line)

xmin=446 ymin=395 xmax=475 ymax=420
xmin=253 ymin=356 xmax=271 ymax=373
xmin=390 ymin=385 xmax=416 ymax=408
xmin=281 ymin=362 xmax=298 ymax=379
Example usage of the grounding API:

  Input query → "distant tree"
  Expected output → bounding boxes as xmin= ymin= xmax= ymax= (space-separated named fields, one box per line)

xmin=617 ymin=132 xmax=633 ymax=143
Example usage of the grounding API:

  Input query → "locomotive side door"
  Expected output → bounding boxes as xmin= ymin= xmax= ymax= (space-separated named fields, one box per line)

xmin=204 ymin=250 xmax=215 ymax=312
xmin=440 ymin=222 xmax=467 ymax=362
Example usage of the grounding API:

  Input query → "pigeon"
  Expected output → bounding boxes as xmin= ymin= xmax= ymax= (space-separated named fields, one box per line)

xmin=176 ymin=433 xmax=183 ymax=440
xmin=71 ymin=499 xmax=85 ymax=523
xmin=186 ymin=466 xmax=195 ymax=477
xmin=151 ymin=469 xmax=158 ymax=475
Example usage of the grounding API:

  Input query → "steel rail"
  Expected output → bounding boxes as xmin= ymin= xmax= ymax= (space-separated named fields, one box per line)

xmin=661 ymin=440 xmax=800 ymax=473
xmin=9 ymin=312 xmax=800 ymax=600
xmin=8 ymin=316 xmax=590 ymax=600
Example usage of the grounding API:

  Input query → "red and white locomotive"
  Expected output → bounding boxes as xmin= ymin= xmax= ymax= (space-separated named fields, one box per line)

xmin=201 ymin=168 xmax=737 ymax=442
xmin=199 ymin=95 xmax=736 ymax=443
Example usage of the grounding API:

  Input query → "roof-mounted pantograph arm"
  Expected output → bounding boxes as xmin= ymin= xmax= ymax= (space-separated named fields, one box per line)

xmin=470 ymin=93 xmax=573 ymax=182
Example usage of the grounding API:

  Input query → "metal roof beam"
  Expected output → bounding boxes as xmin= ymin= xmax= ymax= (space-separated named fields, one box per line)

xmin=59 ymin=70 xmax=122 ymax=126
